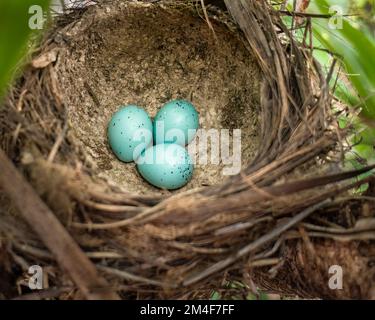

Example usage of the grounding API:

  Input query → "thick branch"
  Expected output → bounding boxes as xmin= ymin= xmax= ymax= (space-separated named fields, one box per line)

xmin=0 ymin=149 xmax=119 ymax=300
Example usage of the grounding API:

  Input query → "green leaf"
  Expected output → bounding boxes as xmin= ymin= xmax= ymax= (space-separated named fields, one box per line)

xmin=210 ymin=291 xmax=221 ymax=300
xmin=282 ymin=0 xmax=375 ymax=164
xmin=0 ymin=0 xmax=50 ymax=99
xmin=246 ymin=290 xmax=269 ymax=300
xmin=308 ymin=0 xmax=375 ymax=119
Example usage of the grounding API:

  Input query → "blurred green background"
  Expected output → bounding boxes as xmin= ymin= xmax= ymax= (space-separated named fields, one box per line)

xmin=0 ymin=0 xmax=50 ymax=98
xmin=280 ymin=0 xmax=375 ymax=169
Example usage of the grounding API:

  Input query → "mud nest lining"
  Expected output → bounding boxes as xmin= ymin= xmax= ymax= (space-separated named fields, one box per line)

xmin=58 ymin=1 xmax=261 ymax=194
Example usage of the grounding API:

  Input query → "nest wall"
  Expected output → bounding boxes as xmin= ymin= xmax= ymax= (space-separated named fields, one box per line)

xmin=0 ymin=0 xmax=374 ymax=299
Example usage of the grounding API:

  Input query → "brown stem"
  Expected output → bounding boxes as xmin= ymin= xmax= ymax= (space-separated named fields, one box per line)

xmin=0 ymin=149 xmax=120 ymax=300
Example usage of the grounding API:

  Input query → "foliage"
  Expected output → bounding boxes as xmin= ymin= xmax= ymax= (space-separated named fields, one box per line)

xmin=281 ymin=0 xmax=375 ymax=166
xmin=309 ymin=0 xmax=375 ymax=165
xmin=309 ymin=0 xmax=375 ymax=119
xmin=0 ymin=0 xmax=50 ymax=99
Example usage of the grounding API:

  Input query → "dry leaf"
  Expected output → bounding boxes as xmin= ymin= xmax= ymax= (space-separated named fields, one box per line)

xmin=31 ymin=50 xmax=58 ymax=69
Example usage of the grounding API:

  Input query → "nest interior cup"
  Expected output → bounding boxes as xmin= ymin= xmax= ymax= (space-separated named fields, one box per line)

xmin=56 ymin=1 xmax=262 ymax=194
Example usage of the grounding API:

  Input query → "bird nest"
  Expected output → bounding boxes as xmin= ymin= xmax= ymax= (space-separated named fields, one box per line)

xmin=0 ymin=0 xmax=374 ymax=299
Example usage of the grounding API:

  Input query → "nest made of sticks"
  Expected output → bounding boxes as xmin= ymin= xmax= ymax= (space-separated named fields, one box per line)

xmin=0 ymin=0 xmax=374 ymax=299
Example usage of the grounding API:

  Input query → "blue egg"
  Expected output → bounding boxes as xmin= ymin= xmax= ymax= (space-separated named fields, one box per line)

xmin=107 ymin=105 xmax=153 ymax=162
xmin=154 ymin=100 xmax=199 ymax=146
xmin=136 ymin=144 xmax=194 ymax=190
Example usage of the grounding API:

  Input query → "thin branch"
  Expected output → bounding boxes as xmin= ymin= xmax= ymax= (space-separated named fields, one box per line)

xmin=182 ymin=199 xmax=331 ymax=286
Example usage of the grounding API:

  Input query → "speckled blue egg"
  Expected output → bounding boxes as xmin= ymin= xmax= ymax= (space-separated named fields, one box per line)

xmin=136 ymin=143 xmax=194 ymax=190
xmin=107 ymin=105 xmax=153 ymax=162
xmin=154 ymin=100 xmax=199 ymax=146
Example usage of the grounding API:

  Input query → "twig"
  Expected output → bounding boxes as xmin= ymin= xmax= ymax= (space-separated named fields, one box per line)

xmin=277 ymin=10 xmax=356 ymax=19
xmin=13 ymin=241 xmax=125 ymax=260
xmin=200 ymin=0 xmax=218 ymax=40
xmin=182 ymin=199 xmax=331 ymax=286
xmin=248 ymin=258 xmax=280 ymax=268
xmin=98 ymin=265 xmax=177 ymax=288
xmin=81 ymin=199 xmax=144 ymax=213
xmin=13 ymin=287 xmax=72 ymax=300
xmin=0 ymin=149 xmax=120 ymax=300
xmin=47 ymin=116 xmax=68 ymax=163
